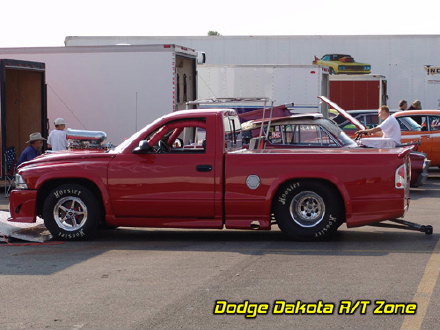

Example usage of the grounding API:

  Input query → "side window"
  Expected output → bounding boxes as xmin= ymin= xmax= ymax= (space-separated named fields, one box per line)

xmin=283 ymin=124 xmax=295 ymax=144
xmin=428 ymin=116 xmax=440 ymax=131
xmin=356 ymin=115 xmax=367 ymax=126
xmin=397 ymin=118 xmax=409 ymax=131
xmin=409 ymin=115 xmax=426 ymax=128
xmin=365 ymin=114 xmax=379 ymax=128
xmin=397 ymin=116 xmax=422 ymax=131
xmin=268 ymin=125 xmax=283 ymax=144
xmin=297 ymin=125 xmax=338 ymax=146
xmin=224 ymin=114 xmax=243 ymax=150
xmin=145 ymin=119 xmax=207 ymax=153
xmin=342 ymin=120 xmax=357 ymax=130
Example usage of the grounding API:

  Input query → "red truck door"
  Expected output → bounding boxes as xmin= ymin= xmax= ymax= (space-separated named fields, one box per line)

xmin=108 ymin=117 xmax=221 ymax=226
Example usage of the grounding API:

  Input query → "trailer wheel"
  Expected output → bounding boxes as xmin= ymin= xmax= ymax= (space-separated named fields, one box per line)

xmin=273 ymin=181 xmax=343 ymax=241
xmin=42 ymin=184 xmax=101 ymax=240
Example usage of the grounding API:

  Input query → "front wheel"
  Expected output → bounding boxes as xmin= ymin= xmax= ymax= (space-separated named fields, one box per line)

xmin=273 ymin=181 xmax=344 ymax=241
xmin=42 ymin=184 xmax=101 ymax=240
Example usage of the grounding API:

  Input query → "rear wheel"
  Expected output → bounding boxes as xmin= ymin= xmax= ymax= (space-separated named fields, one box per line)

xmin=273 ymin=181 xmax=344 ymax=240
xmin=42 ymin=184 xmax=101 ymax=240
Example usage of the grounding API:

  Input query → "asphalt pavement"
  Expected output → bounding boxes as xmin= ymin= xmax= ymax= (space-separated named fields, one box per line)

xmin=0 ymin=169 xmax=438 ymax=330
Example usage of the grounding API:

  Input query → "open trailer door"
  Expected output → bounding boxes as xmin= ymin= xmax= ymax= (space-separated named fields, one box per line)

xmin=0 ymin=59 xmax=47 ymax=177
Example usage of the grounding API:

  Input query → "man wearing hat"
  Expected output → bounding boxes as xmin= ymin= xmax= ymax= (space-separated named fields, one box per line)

xmin=17 ymin=132 xmax=46 ymax=166
xmin=48 ymin=117 xmax=68 ymax=151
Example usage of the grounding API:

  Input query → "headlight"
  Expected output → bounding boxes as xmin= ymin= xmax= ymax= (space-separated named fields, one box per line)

xmin=339 ymin=66 xmax=346 ymax=70
xmin=365 ymin=65 xmax=371 ymax=70
xmin=15 ymin=174 xmax=28 ymax=189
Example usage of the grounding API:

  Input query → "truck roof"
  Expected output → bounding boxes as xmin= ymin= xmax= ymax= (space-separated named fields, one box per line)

xmin=163 ymin=108 xmax=237 ymax=120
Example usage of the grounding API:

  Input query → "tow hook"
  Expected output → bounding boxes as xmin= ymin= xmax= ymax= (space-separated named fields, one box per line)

xmin=368 ymin=219 xmax=433 ymax=235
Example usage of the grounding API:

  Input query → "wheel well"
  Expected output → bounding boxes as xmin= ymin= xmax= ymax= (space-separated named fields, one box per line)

xmin=36 ymin=179 xmax=105 ymax=222
xmin=271 ymin=178 xmax=346 ymax=221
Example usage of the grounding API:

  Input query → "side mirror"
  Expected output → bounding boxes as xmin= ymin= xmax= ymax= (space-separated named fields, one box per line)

xmin=133 ymin=140 xmax=152 ymax=154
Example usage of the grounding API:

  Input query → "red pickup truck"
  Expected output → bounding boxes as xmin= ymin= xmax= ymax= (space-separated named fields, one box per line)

xmin=9 ymin=109 xmax=411 ymax=241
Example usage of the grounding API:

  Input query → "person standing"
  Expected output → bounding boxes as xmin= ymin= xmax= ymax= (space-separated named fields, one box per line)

xmin=356 ymin=105 xmax=401 ymax=145
xmin=398 ymin=100 xmax=408 ymax=111
xmin=48 ymin=118 xmax=68 ymax=151
xmin=408 ymin=100 xmax=422 ymax=110
xmin=17 ymin=132 xmax=46 ymax=166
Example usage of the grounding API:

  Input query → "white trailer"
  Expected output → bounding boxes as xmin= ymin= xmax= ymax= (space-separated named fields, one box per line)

xmin=197 ymin=64 xmax=329 ymax=114
xmin=0 ymin=44 xmax=199 ymax=145
xmin=64 ymin=35 xmax=440 ymax=110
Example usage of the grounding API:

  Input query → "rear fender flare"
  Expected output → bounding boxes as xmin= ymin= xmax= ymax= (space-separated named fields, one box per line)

xmin=265 ymin=172 xmax=351 ymax=220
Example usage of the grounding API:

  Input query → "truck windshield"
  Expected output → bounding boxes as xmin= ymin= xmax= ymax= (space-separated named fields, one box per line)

xmin=224 ymin=114 xmax=243 ymax=150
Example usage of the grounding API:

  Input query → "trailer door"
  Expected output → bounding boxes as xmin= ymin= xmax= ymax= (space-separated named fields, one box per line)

xmin=175 ymin=55 xmax=196 ymax=110
xmin=0 ymin=59 xmax=47 ymax=176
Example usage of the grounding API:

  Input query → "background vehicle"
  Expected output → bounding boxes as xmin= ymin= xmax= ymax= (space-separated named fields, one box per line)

xmin=313 ymin=54 xmax=371 ymax=74
xmin=333 ymin=109 xmax=439 ymax=167
xmin=10 ymin=109 xmax=410 ymax=241
xmin=394 ymin=110 xmax=440 ymax=167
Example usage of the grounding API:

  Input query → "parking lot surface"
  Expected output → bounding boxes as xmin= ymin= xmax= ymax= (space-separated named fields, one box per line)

xmin=0 ymin=170 xmax=438 ymax=330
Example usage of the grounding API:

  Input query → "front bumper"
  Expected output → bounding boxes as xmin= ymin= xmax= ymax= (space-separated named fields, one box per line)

xmin=8 ymin=190 xmax=38 ymax=223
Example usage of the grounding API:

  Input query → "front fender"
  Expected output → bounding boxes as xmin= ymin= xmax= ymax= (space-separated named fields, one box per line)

xmin=20 ymin=163 xmax=116 ymax=223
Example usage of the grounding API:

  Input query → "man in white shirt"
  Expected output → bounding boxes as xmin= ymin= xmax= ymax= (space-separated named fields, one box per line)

xmin=48 ymin=118 xmax=68 ymax=151
xmin=356 ymin=105 xmax=401 ymax=146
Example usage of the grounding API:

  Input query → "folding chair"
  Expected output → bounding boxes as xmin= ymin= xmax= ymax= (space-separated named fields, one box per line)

xmin=3 ymin=147 xmax=16 ymax=197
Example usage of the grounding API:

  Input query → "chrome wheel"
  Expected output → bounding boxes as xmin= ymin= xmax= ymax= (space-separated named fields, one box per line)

xmin=53 ymin=196 xmax=88 ymax=231
xmin=289 ymin=191 xmax=325 ymax=228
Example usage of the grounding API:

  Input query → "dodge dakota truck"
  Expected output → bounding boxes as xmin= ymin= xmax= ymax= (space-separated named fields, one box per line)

xmin=9 ymin=109 xmax=411 ymax=241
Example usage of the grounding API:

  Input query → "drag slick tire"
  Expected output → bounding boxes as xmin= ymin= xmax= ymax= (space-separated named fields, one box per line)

xmin=273 ymin=180 xmax=343 ymax=241
xmin=43 ymin=184 xmax=101 ymax=240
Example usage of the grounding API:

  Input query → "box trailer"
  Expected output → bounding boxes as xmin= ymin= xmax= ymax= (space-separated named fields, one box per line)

xmin=197 ymin=64 xmax=329 ymax=115
xmin=329 ymin=74 xmax=387 ymax=110
xmin=0 ymin=59 xmax=47 ymax=177
xmin=0 ymin=44 xmax=200 ymax=147
xmin=65 ymin=35 xmax=440 ymax=110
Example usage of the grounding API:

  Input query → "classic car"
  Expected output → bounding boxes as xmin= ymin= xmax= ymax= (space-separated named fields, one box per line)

xmin=313 ymin=54 xmax=371 ymax=74
xmin=394 ymin=110 xmax=440 ymax=167
xmin=333 ymin=109 xmax=439 ymax=167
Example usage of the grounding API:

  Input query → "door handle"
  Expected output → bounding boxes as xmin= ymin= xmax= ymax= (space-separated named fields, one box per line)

xmin=196 ymin=164 xmax=212 ymax=172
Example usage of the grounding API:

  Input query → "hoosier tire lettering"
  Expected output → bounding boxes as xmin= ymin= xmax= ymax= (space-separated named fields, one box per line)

xmin=277 ymin=182 xmax=300 ymax=205
xmin=53 ymin=189 xmax=82 ymax=199
xmin=43 ymin=183 xmax=101 ymax=241
xmin=274 ymin=180 xmax=344 ymax=241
